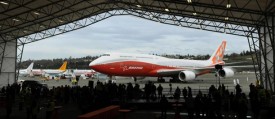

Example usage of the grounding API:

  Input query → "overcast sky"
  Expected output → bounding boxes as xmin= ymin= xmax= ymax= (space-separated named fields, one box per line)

xmin=22 ymin=15 xmax=249 ymax=61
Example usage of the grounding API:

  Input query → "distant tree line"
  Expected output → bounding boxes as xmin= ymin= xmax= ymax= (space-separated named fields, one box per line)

xmin=20 ymin=56 xmax=98 ymax=69
xmin=156 ymin=50 xmax=254 ymax=60
xmin=19 ymin=50 xmax=253 ymax=69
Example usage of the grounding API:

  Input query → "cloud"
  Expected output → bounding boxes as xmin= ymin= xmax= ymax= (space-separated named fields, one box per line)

xmin=22 ymin=16 xmax=249 ymax=60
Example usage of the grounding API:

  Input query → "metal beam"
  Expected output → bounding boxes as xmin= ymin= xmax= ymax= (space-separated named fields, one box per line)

xmin=16 ymin=9 xmax=258 ymax=45
xmin=247 ymin=14 xmax=275 ymax=93
xmin=15 ymin=40 xmax=24 ymax=81
xmin=247 ymin=28 xmax=262 ymax=86
xmin=0 ymin=41 xmax=7 ymax=74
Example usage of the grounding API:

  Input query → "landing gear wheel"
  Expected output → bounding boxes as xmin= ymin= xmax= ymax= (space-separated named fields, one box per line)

xmin=134 ymin=77 xmax=137 ymax=82
xmin=157 ymin=78 xmax=161 ymax=82
xmin=170 ymin=77 xmax=181 ymax=83
xmin=157 ymin=77 xmax=165 ymax=83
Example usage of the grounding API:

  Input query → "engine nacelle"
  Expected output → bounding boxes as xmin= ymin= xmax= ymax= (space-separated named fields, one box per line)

xmin=218 ymin=68 xmax=234 ymax=77
xmin=178 ymin=71 xmax=196 ymax=81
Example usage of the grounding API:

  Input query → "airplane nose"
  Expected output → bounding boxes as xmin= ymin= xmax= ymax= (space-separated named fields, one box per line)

xmin=89 ymin=58 xmax=105 ymax=71
xmin=89 ymin=61 xmax=99 ymax=69
xmin=89 ymin=62 xmax=95 ymax=68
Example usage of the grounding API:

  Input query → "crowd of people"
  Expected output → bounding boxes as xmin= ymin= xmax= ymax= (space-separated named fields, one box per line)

xmin=0 ymin=80 xmax=274 ymax=119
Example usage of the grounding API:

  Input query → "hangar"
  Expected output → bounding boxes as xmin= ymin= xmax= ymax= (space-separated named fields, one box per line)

xmin=0 ymin=0 xmax=274 ymax=92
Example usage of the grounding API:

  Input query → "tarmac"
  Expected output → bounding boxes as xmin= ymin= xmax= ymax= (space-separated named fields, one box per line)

xmin=18 ymin=72 xmax=256 ymax=94
xmin=0 ymin=72 xmax=257 ymax=119
xmin=0 ymin=97 xmax=255 ymax=119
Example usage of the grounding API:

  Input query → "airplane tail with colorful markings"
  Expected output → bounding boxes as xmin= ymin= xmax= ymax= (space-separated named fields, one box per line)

xmin=58 ymin=61 xmax=67 ymax=71
xmin=26 ymin=62 xmax=34 ymax=74
xmin=208 ymin=40 xmax=226 ymax=66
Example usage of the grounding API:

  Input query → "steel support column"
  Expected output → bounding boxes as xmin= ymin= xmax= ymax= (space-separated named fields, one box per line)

xmin=0 ymin=35 xmax=7 ymax=74
xmin=247 ymin=27 xmax=262 ymax=85
xmin=248 ymin=14 xmax=275 ymax=93
xmin=16 ymin=40 xmax=24 ymax=82
xmin=259 ymin=14 xmax=274 ymax=93
xmin=0 ymin=35 xmax=17 ymax=86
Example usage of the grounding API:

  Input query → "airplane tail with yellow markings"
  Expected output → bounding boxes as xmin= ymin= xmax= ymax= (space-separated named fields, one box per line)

xmin=58 ymin=61 xmax=67 ymax=71
xmin=208 ymin=40 xmax=226 ymax=65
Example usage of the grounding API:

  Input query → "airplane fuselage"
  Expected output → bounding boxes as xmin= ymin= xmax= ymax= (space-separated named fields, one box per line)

xmin=89 ymin=41 xmax=232 ymax=81
xmin=90 ymin=53 xmax=214 ymax=77
xmin=43 ymin=70 xmax=64 ymax=74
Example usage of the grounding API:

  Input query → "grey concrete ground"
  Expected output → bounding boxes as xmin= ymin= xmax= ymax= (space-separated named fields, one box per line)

xmin=0 ymin=73 xmax=257 ymax=119
xmin=18 ymin=72 xmax=256 ymax=94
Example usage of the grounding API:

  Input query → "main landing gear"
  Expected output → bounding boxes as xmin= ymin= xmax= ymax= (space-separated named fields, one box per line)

xmin=133 ymin=77 xmax=137 ymax=83
xmin=107 ymin=75 xmax=116 ymax=83
xmin=157 ymin=77 xmax=165 ymax=82
xmin=169 ymin=77 xmax=181 ymax=83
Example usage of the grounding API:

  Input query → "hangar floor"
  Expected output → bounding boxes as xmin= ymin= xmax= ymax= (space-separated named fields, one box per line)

xmin=0 ymin=73 xmax=258 ymax=119
xmin=19 ymin=72 xmax=256 ymax=94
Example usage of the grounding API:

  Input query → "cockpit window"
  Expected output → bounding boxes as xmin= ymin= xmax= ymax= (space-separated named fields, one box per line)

xmin=102 ymin=54 xmax=110 ymax=56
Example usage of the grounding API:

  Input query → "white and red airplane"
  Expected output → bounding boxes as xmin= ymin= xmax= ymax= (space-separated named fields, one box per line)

xmin=19 ymin=62 xmax=34 ymax=77
xmin=31 ymin=61 xmax=68 ymax=77
xmin=73 ymin=69 xmax=96 ymax=78
xmin=43 ymin=61 xmax=68 ymax=75
xmin=89 ymin=40 xmax=234 ymax=82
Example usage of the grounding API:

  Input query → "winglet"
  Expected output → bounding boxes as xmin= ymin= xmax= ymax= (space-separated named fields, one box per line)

xmin=208 ymin=40 xmax=226 ymax=65
xmin=58 ymin=61 xmax=67 ymax=71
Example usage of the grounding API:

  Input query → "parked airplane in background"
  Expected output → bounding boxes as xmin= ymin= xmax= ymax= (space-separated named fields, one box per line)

xmin=73 ymin=69 xmax=96 ymax=78
xmin=19 ymin=62 xmax=34 ymax=77
xmin=43 ymin=61 xmax=68 ymax=76
xmin=32 ymin=69 xmax=44 ymax=76
xmin=89 ymin=40 xmax=235 ymax=82
xmin=30 ymin=61 xmax=68 ymax=77
xmin=59 ymin=69 xmax=75 ymax=79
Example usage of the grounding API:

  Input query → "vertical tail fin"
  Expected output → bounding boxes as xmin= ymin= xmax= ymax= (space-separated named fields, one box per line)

xmin=208 ymin=40 xmax=226 ymax=65
xmin=58 ymin=61 xmax=67 ymax=71
xmin=26 ymin=62 xmax=34 ymax=73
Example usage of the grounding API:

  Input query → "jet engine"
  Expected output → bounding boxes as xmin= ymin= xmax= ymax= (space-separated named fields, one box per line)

xmin=218 ymin=67 xmax=234 ymax=77
xmin=178 ymin=71 xmax=196 ymax=81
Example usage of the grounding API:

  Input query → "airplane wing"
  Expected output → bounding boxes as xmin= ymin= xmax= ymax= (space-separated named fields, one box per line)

xmin=156 ymin=67 xmax=215 ymax=76
xmin=225 ymin=61 xmax=249 ymax=65
xmin=157 ymin=69 xmax=184 ymax=76
xmin=224 ymin=65 xmax=256 ymax=72
xmin=155 ymin=64 xmax=255 ymax=77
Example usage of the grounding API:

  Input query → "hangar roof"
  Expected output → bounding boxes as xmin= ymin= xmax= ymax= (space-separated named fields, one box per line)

xmin=0 ymin=0 xmax=274 ymax=43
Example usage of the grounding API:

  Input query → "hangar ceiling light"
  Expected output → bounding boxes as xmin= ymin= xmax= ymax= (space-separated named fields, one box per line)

xmin=136 ymin=5 xmax=141 ymax=7
xmin=12 ymin=18 xmax=20 ymax=22
xmin=187 ymin=0 xmax=192 ymax=3
xmin=0 ymin=1 xmax=8 ymax=5
xmin=33 ymin=12 xmax=40 ymax=15
xmin=165 ymin=8 xmax=169 ymax=12
xmin=226 ymin=4 xmax=231 ymax=8
xmin=58 ymin=19 xmax=64 ymax=23
xmin=193 ymin=12 xmax=197 ymax=15
xmin=225 ymin=17 xmax=229 ymax=20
